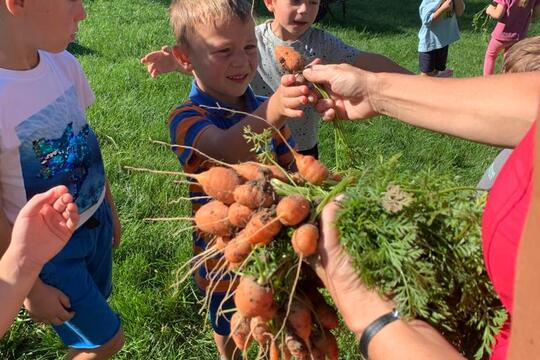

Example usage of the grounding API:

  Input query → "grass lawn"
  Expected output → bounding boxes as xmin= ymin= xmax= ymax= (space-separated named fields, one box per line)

xmin=1 ymin=0 xmax=538 ymax=359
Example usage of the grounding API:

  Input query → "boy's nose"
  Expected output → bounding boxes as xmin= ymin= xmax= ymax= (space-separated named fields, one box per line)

xmin=76 ymin=1 xmax=87 ymax=22
xmin=297 ymin=3 xmax=308 ymax=13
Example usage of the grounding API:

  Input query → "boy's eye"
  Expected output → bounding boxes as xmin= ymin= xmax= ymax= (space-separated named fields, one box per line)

xmin=245 ymin=44 xmax=257 ymax=51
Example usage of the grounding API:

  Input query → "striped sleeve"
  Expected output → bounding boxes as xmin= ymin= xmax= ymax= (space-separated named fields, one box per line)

xmin=274 ymin=125 xmax=296 ymax=168
xmin=168 ymin=104 xmax=214 ymax=172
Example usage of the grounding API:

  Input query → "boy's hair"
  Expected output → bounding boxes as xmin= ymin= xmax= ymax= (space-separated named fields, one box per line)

xmin=169 ymin=0 xmax=253 ymax=45
xmin=503 ymin=36 xmax=540 ymax=73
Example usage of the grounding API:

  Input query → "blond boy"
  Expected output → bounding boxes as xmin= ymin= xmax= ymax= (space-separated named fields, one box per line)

xmin=167 ymin=0 xmax=313 ymax=358
xmin=0 ymin=1 xmax=124 ymax=358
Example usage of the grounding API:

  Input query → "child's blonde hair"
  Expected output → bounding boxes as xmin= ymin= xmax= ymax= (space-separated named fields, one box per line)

xmin=169 ymin=0 xmax=253 ymax=45
xmin=503 ymin=36 xmax=540 ymax=73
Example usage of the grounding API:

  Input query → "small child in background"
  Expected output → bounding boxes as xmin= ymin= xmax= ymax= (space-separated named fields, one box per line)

xmin=141 ymin=0 xmax=410 ymax=158
xmin=418 ymin=0 xmax=466 ymax=77
xmin=478 ymin=36 xmax=540 ymax=190
xmin=483 ymin=0 xmax=540 ymax=75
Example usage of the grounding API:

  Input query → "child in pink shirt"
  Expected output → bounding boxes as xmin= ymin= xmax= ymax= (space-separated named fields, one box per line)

xmin=483 ymin=0 xmax=540 ymax=75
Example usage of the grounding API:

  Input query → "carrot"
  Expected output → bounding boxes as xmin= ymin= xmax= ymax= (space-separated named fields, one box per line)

xmin=274 ymin=45 xmax=305 ymax=74
xmin=224 ymin=234 xmax=253 ymax=264
xmin=250 ymin=317 xmax=272 ymax=346
xmin=291 ymin=223 xmax=319 ymax=257
xmin=214 ymin=236 xmax=231 ymax=251
xmin=276 ymin=195 xmax=311 ymax=226
xmin=285 ymin=333 xmax=309 ymax=360
xmin=232 ymin=162 xmax=271 ymax=181
xmin=244 ymin=208 xmax=282 ymax=245
xmin=294 ymin=153 xmax=329 ymax=185
xmin=234 ymin=276 xmax=275 ymax=318
xmin=287 ymin=299 xmax=312 ymax=343
xmin=192 ymin=166 xmax=244 ymax=204
xmin=312 ymin=328 xmax=338 ymax=360
xmin=261 ymin=164 xmax=290 ymax=183
xmin=300 ymin=284 xmax=339 ymax=330
xmin=233 ymin=179 xmax=276 ymax=209
xmin=310 ymin=345 xmax=325 ymax=360
xmin=269 ymin=339 xmax=280 ymax=360
xmin=194 ymin=200 xmax=231 ymax=237
xmin=230 ymin=311 xmax=253 ymax=350
xmin=228 ymin=202 xmax=253 ymax=228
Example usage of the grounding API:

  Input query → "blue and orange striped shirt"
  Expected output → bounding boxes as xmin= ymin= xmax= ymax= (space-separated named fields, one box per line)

xmin=168 ymin=81 xmax=296 ymax=292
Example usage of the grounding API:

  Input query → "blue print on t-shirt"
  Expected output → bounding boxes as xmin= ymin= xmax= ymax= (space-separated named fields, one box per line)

xmin=15 ymin=86 xmax=105 ymax=213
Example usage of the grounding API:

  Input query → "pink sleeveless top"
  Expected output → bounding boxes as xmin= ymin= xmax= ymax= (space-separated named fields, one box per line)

xmin=482 ymin=123 xmax=535 ymax=359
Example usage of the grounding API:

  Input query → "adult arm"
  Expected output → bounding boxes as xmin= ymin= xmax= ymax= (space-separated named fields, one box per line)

xmin=507 ymin=115 xmax=540 ymax=358
xmin=430 ymin=0 xmax=454 ymax=23
xmin=353 ymin=52 xmax=413 ymax=75
xmin=303 ymin=64 xmax=538 ymax=147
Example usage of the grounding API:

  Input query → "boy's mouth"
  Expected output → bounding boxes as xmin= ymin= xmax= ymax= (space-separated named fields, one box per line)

xmin=227 ymin=74 xmax=249 ymax=83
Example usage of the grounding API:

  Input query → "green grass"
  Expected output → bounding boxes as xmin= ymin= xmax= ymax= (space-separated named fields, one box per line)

xmin=1 ymin=0 xmax=538 ymax=358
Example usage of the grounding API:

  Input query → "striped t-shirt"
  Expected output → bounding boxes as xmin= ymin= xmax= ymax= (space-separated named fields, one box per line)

xmin=168 ymin=81 xmax=296 ymax=292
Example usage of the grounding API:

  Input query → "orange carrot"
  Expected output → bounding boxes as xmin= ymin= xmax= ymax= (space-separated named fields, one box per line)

xmin=194 ymin=200 xmax=231 ymax=237
xmin=244 ymin=209 xmax=282 ymax=245
xmin=287 ymin=299 xmax=312 ymax=343
xmin=230 ymin=311 xmax=253 ymax=350
xmin=228 ymin=202 xmax=253 ymax=228
xmin=291 ymin=223 xmax=319 ymax=257
xmin=276 ymin=195 xmax=311 ymax=226
xmin=234 ymin=276 xmax=275 ymax=318
xmin=233 ymin=180 xmax=276 ymax=209
xmin=232 ymin=162 xmax=271 ymax=181
xmin=192 ymin=166 xmax=244 ymax=204
xmin=294 ymin=154 xmax=329 ymax=185
xmin=224 ymin=234 xmax=252 ymax=264
xmin=274 ymin=45 xmax=305 ymax=74
xmin=269 ymin=339 xmax=280 ymax=360
xmin=250 ymin=317 xmax=272 ymax=346
xmin=215 ymin=236 xmax=231 ymax=251
xmin=312 ymin=328 xmax=338 ymax=360
xmin=285 ymin=333 xmax=309 ymax=360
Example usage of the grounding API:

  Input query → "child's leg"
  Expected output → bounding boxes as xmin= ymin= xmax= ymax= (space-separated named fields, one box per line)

xmin=418 ymin=50 xmax=437 ymax=76
xmin=39 ymin=201 xmax=123 ymax=359
xmin=483 ymin=37 xmax=507 ymax=75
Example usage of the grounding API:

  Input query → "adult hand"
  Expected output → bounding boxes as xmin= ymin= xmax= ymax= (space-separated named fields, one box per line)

xmin=10 ymin=185 xmax=78 ymax=269
xmin=313 ymin=195 xmax=393 ymax=337
xmin=24 ymin=280 xmax=75 ymax=326
xmin=302 ymin=64 xmax=379 ymax=121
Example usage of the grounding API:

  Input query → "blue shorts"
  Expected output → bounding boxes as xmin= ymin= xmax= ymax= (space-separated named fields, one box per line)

xmin=207 ymin=291 xmax=236 ymax=336
xmin=39 ymin=201 xmax=121 ymax=349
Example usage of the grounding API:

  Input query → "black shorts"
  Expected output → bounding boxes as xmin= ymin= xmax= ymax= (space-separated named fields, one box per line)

xmin=298 ymin=144 xmax=319 ymax=159
xmin=419 ymin=45 xmax=449 ymax=73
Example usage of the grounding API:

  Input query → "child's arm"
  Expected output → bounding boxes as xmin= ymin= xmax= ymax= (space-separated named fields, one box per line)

xmin=140 ymin=46 xmax=187 ymax=78
xmin=0 ymin=186 xmax=78 ymax=337
xmin=453 ymin=0 xmax=465 ymax=17
xmin=179 ymin=75 xmax=313 ymax=164
xmin=486 ymin=2 xmax=506 ymax=21
xmin=353 ymin=52 xmax=413 ymax=75
xmin=430 ymin=0 xmax=454 ymax=23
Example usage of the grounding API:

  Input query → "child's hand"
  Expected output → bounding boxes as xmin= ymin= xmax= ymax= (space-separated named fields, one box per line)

xmin=268 ymin=74 xmax=314 ymax=120
xmin=140 ymin=46 xmax=182 ymax=78
xmin=11 ymin=185 xmax=78 ymax=269
xmin=24 ymin=280 xmax=75 ymax=325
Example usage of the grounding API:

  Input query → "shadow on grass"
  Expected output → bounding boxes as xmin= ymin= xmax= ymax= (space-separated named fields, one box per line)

xmin=67 ymin=42 xmax=96 ymax=56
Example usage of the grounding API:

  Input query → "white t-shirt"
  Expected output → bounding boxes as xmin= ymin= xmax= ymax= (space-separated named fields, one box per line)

xmin=0 ymin=50 xmax=105 ymax=226
xmin=252 ymin=20 xmax=361 ymax=151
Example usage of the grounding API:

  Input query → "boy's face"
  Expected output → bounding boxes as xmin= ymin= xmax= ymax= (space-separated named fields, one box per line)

xmin=24 ymin=0 xmax=86 ymax=53
xmin=183 ymin=17 xmax=259 ymax=106
xmin=264 ymin=0 xmax=320 ymax=41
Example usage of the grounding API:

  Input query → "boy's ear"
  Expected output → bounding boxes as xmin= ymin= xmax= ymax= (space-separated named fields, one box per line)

xmin=172 ymin=44 xmax=194 ymax=73
xmin=262 ymin=0 xmax=275 ymax=12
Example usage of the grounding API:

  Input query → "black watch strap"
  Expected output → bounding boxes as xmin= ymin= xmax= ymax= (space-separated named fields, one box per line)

xmin=359 ymin=308 xmax=399 ymax=359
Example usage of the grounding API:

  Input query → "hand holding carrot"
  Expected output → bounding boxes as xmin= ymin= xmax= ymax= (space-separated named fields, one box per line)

xmin=266 ymin=74 xmax=315 ymax=122
xmin=302 ymin=64 xmax=379 ymax=121
xmin=314 ymin=195 xmax=394 ymax=337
